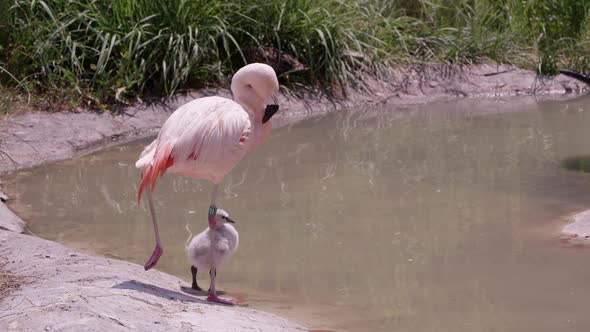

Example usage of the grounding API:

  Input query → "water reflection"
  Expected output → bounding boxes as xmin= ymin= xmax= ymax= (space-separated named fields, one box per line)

xmin=7 ymin=95 xmax=590 ymax=331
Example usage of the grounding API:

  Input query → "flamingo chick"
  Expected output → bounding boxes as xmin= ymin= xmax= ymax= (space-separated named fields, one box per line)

xmin=187 ymin=208 xmax=239 ymax=304
xmin=135 ymin=63 xmax=279 ymax=304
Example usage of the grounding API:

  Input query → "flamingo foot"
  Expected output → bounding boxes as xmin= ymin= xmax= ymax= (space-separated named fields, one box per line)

xmin=207 ymin=293 xmax=235 ymax=305
xmin=144 ymin=245 xmax=163 ymax=271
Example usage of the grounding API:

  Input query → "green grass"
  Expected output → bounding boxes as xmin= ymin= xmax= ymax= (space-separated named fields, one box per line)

xmin=1 ymin=0 xmax=590 ymax=110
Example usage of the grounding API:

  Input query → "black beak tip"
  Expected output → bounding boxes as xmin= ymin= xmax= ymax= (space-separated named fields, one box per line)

xmin=262 ymin=104 xmax=280 ymax=124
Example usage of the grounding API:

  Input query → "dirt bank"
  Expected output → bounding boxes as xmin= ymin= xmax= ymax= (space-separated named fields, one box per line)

xmin=0 ymin=64 xmax=586 ymax=178
xmin=0 ymin=230 xmax=305 ymax=331
xmin=0 ymin=63 xmax=587 ymax=331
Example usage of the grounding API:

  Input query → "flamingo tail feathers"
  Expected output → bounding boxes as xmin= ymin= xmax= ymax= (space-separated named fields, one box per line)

xmin=137 ymin=143 xmax=174 ymax=204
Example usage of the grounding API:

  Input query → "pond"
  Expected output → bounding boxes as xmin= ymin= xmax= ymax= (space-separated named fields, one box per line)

xmin=7 ymin=95 xmax=590 ymax=331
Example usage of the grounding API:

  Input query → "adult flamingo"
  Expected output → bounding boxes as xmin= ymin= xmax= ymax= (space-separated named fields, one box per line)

xmin=135 ymin=63 xmax=279 ymax=304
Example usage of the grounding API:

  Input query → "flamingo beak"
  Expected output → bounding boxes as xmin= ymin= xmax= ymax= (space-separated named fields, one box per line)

xmin=262 ymin=96 xmax=279 ymax=124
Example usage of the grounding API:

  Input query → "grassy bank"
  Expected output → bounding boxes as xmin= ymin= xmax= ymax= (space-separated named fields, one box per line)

xmin=1 ymin=0 xmax=589 ymax=111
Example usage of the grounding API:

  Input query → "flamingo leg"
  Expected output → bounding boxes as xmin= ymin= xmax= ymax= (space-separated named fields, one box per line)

xmin=144 ymin=186 xmax=163 ymax=271
xmin=206 ymin=183 xmax=234 ymax=305
xmin=206 ymin=269 xmax=216 ymax=292
xmin=208 ymin=184 xmax=218 ymax=230
xmin=207 ymin=268 xmax=234 ymax=305
xmin=191 ymin=265 xmax=202 ymax=291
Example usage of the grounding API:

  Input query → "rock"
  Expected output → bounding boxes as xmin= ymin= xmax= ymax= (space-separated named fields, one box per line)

xmin=562 ymin=209 xmax=590 ymax=239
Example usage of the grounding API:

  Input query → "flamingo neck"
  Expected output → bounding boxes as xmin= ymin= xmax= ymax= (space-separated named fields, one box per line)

xmin=250 ymin=117 xmax=272 ymax=145
xmin=241 ymin=103 xmax=265 ymax=124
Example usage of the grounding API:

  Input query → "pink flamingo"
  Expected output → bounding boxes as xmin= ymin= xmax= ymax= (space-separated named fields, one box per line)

xmin=135 ymin=63 xmax=279 ymax=304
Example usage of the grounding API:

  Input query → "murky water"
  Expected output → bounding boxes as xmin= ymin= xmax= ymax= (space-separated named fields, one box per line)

xmin=7 ymin=95 xmax=590 ymax=331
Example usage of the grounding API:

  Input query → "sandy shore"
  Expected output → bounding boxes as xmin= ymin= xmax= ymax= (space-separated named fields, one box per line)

xmin=0 ymin=230 xmax=305 ymax=331
xmin=0 ymin=63 xmax=588 ymax=331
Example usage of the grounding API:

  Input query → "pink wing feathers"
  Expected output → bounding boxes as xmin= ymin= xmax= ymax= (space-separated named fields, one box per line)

xmin=137 ymin=97 xmax=251 ymax=203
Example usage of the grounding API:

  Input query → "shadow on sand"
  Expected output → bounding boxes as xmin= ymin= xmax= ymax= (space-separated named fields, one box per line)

xmin=113 ymin=280 xmax=241 ymax=307
xmin=113 ymin=280 xmax=207 ymax=304
xmin=179 ymin=285 xmax=223 ymax=296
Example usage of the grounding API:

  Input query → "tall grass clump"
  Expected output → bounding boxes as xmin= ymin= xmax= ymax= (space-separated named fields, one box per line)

xmin=225 ymin=1 xmax=392 ymax=88
xmin=507 ymin=0 xmax=590 ymax=74
xmin=1 ymin=0 xmax=397 ymax=105
xmin=393 ymin=0 xmax=590 ymax=74
xmin=3 ymin=0 xmax=238 ymax=104
xmin=1 ymin=0 xmax=590 ymax=109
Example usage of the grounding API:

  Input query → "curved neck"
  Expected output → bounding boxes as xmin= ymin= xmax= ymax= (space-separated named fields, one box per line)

xmin=235 ymin=94 xmax=264 ymax=122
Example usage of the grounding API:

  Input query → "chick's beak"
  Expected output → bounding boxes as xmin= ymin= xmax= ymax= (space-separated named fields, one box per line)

xmin=226 ymin=217 xmax=236 ymax=224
